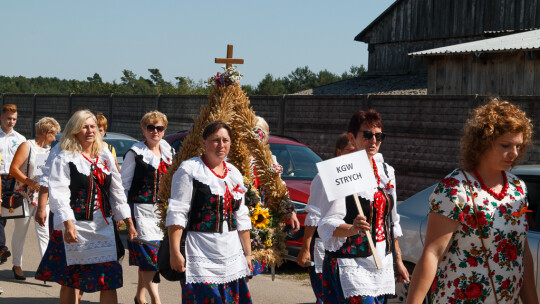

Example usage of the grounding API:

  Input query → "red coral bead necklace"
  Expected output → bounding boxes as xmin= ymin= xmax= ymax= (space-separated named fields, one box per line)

xmin=201 ymin=155 xmax=228 ymax=179
xmin=473 ymin=168 xmax=508 ymax=201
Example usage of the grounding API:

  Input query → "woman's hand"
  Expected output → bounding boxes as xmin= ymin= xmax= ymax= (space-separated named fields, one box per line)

xmin=351 ymin=215 xmax=370 ymax=232
xmin=35 ymin=205 xmax=48 ymax=227
xmin=170 ymin=251 xmax=186 ymax=272
xmin=27 ymin=178 xmax=40 ymax=191
xmin=395 ymin=260 xmax=410 ymax=284
xmin=296 ymin=247 xmax=311 ymax=267
xmin=245 ymin=255 xmax=253 ymax=271
xmin=290 ymin=211 xmax=300 ymax=233
xmin=124 ymin=218 xmax=138 ymax=241
xmin=64 ymin=220 xmax=78 ymax=244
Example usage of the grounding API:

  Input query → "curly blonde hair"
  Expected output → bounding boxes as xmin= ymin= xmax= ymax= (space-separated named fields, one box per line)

xmin=35 ymin=117 xmax=61 ymax=137
xmin=60 ymin=110 xmax=103 ymax=156
xmin=461 ymin=98 xmax=533 ymax=170
xmin=140 ymin=110 xmax=168 ymax=130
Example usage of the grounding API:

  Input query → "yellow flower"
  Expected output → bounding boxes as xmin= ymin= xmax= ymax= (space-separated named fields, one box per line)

xmin=265 ymin=238 xmax=273 ymax=247
xmin=250 ymin=204 xmax=271 ymax=228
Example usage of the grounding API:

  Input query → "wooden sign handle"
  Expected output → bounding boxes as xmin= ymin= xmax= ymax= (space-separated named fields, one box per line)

xmin=353 ymin=193 xmax=382 ymax=270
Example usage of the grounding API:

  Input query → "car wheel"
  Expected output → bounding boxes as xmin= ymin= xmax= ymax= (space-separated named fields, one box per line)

xmin=387 ymin=262 xmax=431 ymax=304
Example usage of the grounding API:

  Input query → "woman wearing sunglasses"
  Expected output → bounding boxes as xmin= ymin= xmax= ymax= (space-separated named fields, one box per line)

xmin=318 ymin=109 xmax=409 ymax=303
xmin=121 ymin=110 xmax=173 ymax=304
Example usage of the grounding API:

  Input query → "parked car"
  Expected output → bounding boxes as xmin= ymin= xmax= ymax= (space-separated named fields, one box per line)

xmin=396 ymin=165 xmax=540 ymax=303
xmin=52 ymin=132 xmax=138 ymax=168
xmin=165 ymin=130 xmax=322 ymax=256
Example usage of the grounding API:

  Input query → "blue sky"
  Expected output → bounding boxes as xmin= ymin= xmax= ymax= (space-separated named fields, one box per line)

xmin=1 ymin=1 xmax=394 ymax=86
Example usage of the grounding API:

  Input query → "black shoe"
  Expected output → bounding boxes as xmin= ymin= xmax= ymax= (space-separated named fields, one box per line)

xmin=12 ymin=267 xmax=26 ymax=281
xmin=134 ymin=297 xmax=148 ymax=304
xmin=0 ymin=249 xmax=10 ymax=265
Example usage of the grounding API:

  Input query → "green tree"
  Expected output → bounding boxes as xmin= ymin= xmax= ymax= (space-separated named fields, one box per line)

xmin=255 ymin=74 xmax=286 ymax=95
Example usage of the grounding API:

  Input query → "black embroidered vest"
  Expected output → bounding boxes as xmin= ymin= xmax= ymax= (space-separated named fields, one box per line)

xmin=128 ymin=152 xmax=169 ymax=204
xmin=326 ymin=187 xmax=395 ymax=259
xmin=68 ymin=162 xmax=112 ymax=221
xmin=187 ymin=179 xmax=242 ymax=233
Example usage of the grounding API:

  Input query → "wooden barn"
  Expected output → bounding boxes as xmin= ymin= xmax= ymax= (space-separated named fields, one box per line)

xmin=409 ymin=29 xmax=540 ymax=95
xmin=356 ymin=0 xmax=540 ymax=76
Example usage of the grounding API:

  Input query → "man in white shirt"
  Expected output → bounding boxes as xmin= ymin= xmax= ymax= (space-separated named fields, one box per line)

xmin=0 ymin=104 xmax=26 ymax=264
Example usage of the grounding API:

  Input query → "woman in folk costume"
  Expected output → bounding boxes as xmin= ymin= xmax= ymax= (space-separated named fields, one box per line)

xmin=35 ymin=109 xmax=137 ymax=304
xmin=318 ymin=109 xmax=409 ymax=303
xmin=406 ymin=99 xmax=539 ymax=304
xmin=9 ymin=117 xmax=60 ymax=280
xmin=297 ymin=133 xmax=355 ymax=303
xmin=121 ymin=110 xmax=172 ymax=304
xmin=167 ymin=121 xmax=253 ymax=303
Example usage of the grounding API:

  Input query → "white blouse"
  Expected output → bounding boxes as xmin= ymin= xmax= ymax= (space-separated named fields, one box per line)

xmin=317 ymin=154 xmax=402 ymax=299
xmin=120 ymin=140 xmax=172 ymax=241
xmin=166 ymin=157 xmax=252 ymax=284
xmin=48 ymin=147 xmax=131 ymax=230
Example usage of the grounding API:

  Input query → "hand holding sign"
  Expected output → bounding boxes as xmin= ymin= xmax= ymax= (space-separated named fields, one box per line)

xmin=316 ymin=150 xmax=382 ymax=269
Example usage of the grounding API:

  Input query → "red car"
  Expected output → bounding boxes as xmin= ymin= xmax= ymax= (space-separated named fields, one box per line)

xmin=164 ymin=131 xmax=322 ymax=255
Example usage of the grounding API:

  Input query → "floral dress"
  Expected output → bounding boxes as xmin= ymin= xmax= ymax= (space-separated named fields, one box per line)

xmin=429 ymin=169 xmax=529 ymax=304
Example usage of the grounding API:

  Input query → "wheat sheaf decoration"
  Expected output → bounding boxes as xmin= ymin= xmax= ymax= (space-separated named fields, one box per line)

xmin=157 ymin=66 xmax=293 ymax=268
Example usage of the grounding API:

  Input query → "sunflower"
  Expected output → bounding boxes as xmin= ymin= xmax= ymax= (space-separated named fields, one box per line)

xmin=250 ymin=204 xmax=271 ymax=228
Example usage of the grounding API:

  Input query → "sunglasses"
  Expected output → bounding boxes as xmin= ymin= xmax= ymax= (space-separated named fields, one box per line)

xmin=146 ymin=125 xmax=165 ymax=132
xmin=362 ymin=130 xmax=386 ymax=142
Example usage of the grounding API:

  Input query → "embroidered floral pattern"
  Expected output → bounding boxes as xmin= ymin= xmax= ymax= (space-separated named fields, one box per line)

xmin=181 ymin=278 xmax=252 ymax=304
xmin=429 ymin=169 xmax=528 ymax=303
xmin=35 ymin=230 xmax=123 ymax=292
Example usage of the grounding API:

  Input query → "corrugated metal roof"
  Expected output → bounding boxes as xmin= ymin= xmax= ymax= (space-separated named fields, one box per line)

xmin=409 ymin=29 xmax=540 ymax=57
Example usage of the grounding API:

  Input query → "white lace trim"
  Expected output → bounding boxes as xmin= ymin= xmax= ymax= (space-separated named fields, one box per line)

xmin=58 ymin=147 xmax=113 ymax=176
xmin=338 ymin=255 xmax=395 ymax=298
xmin=318 ymin=219 xmax=346 ymax=251
xmin=304 ymin=212 xmax=320 ymax=227
xmin=129 ymin=140 xmax=172 ymax=169
xmin=181 ymin=158 xmax=246 ymax=200
xmin=186 ymin=252 xmax=251 ymax=284
xmin=66 ymin=254 xmax=118 ymax=265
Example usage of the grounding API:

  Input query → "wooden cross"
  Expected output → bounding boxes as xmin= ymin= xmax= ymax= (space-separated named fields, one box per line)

xmin=215 ymin=44 xmax=244 ymax=68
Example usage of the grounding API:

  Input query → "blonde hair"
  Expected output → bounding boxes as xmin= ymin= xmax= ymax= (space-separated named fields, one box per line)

xmin=35 ymin=117 xmax=61 ymax=137
xmin=140 ymin=110 xmax=168 ymax=130
xmin=461 ymin=98 xmax=533 ymax=170
xmin=60 ymin=110 xmax=103 ymax=156
xmin=255 ymin=116 xmax=270 ymax=136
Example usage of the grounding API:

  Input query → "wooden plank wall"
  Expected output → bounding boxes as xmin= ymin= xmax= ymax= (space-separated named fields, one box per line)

xmin=4 ymin=93 xmax=540 ymax=200
xmin=362 ymin=0 xmax=540 ymax=45
xmin=362 ymin=0 xmax=540 ymax=75
xmin=428 ymin=52 xmax=540 ymax=95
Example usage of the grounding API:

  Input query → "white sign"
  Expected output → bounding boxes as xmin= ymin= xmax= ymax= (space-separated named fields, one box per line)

xmin=316 ymin=150 xmax=377 ymax=202
xmin=32 ymin=153 xmax=48 ymax=176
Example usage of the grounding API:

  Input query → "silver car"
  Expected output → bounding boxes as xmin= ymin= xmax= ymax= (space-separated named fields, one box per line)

xmin=393 ymin=165 xmax=540 ymax=303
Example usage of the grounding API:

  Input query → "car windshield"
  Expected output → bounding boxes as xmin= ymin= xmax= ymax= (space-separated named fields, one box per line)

xmin=104 ymin=139 xmax=136 ymax=157
xmin=269 ymin=143 xmax=322 ymax=181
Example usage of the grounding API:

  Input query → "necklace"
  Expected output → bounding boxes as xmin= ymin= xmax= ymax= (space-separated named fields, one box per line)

xmin=372 ymin=157 xmax=381 ymax=187
xmin=473 ymin=169 xmax=508 ymax=201
xmin=201 ymin=155 xmax=227 ymax=179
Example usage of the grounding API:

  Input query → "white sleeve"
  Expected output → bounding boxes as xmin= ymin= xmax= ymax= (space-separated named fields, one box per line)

xmin=120 ymin=150 xmax=136 ymax=198
xmin=235 ymin=196 xmax=252 ymax=231
xmin=386 ymin=165 xmax=403 ymax=238
xmin=304 ymin=174 xmax=325 ymax=227
xmin=317 ymin=196 xmax=347 ymax=252
xmin=166 ymin=167 xmax=193 ymax=228
xmin=38 ymin=145 xmax=59 ymax=187
xmin=48 ymin=154 xmax=76 ymax=230
xmin=103 ymin=149 xmax=131 ymax=221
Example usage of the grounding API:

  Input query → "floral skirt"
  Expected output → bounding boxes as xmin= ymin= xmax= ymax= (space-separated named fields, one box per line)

xmin=248 ymin=260 xmax=267 ymax=278
xmin=128 ymin=239 xmax=160 ymax=271
xmin=181 ymin=278 xmax=252 ymax=304
xmin=35 ymin=230 xmax=123 ymax=292
xmin=322 ymin=256 xmax=387 ymax=304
